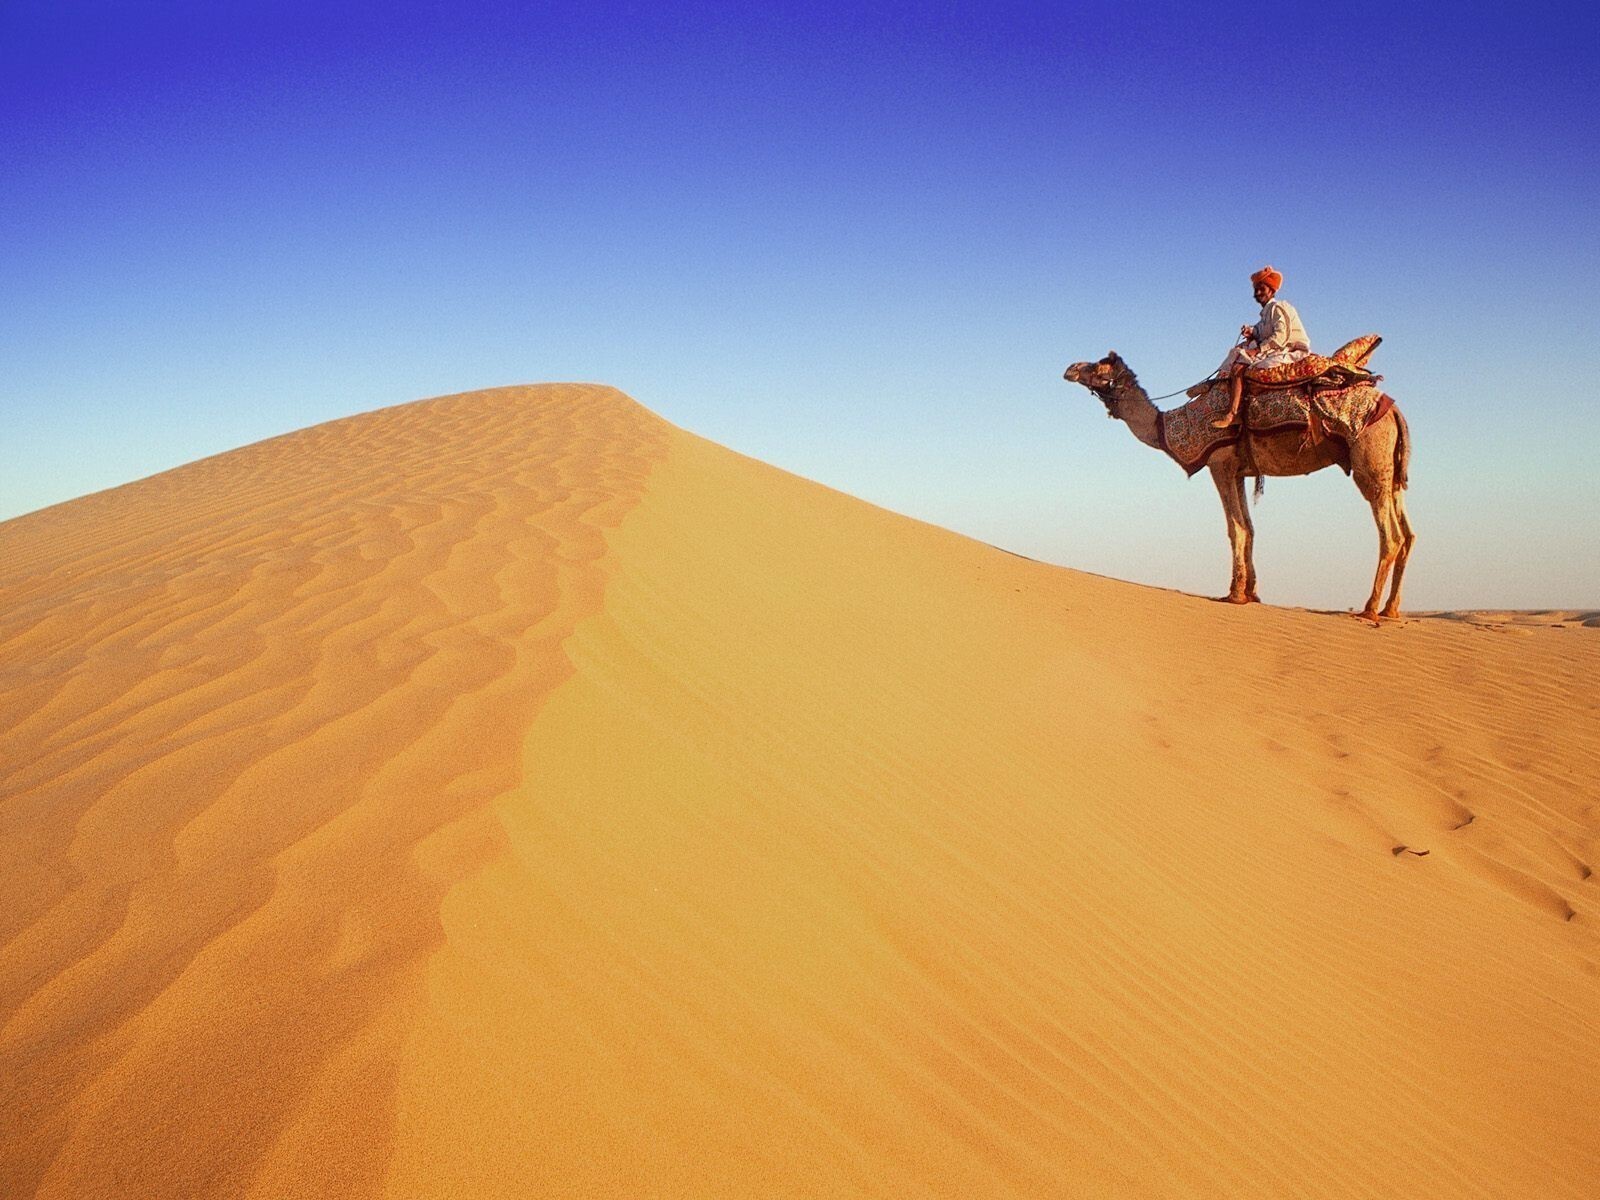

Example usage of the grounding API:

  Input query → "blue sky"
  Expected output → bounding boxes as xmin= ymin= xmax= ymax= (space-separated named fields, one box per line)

xmin=4 ymin=1 xmax=1597 ymax=608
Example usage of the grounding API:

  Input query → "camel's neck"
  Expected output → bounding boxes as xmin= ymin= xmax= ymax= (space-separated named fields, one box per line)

xmin=1107 ymin=387 xmax=1162 ymax=450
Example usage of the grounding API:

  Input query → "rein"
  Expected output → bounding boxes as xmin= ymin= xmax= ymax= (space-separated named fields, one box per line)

xmin=1100 ymin=375 xmax=1218 ymax=407
xmin=1147 ymin=375 xmax=1218 ymax=402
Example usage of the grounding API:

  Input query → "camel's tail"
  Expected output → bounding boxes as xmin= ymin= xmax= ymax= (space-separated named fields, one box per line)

xmin=1390 ymin=401 xmax=1410 ymax=491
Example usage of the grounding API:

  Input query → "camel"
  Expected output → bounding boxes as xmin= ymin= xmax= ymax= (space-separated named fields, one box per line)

xmin=1063 ymin=352 xmax=1415 ymax=619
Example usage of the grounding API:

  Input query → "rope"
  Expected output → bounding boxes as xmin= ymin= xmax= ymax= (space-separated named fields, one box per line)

xmin=1147 ymin=375 xmax=1218 ymax=402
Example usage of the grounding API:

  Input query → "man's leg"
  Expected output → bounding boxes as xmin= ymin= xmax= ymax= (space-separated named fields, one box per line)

xmin=1213 ymin=368 xmax=1245 ymax=428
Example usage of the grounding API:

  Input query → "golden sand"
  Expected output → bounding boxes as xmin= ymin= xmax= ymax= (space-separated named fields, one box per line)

xmin=2 ymin=385 xmax=1596 ymax=1197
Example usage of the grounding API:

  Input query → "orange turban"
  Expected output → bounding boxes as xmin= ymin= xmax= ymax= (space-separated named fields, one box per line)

xmin=1251 ymin=265 xmax=1283 ymax=291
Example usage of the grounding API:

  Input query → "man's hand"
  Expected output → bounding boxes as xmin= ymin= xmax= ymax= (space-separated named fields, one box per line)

xmin=1240 ymin=324 xmax=1255 ymax=341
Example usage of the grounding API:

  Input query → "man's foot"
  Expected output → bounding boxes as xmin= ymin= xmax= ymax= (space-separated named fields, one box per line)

xmin=1212 ymin=412 xmax=1238 ymax=429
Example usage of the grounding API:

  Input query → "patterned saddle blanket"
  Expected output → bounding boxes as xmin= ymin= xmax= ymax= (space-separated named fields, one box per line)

xmin=1159 ymin=380 xmax=1394 ymax=477
xmin=1187 ymin=333 xmax=1384 ymax=397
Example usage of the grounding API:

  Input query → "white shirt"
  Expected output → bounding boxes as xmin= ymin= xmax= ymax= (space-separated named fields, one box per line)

xmin=1253 ymin=297 xmax=1310 ymax=356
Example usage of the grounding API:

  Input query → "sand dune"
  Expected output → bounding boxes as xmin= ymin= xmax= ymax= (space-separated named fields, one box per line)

xmin=1414 ymin=609 xmax=1600 ymax=630
xmin=2 ymin=384 xmax=1596 ymax=1198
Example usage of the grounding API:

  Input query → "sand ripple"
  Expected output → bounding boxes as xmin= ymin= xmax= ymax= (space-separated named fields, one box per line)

xmin=2 ymin=387 xmax=1596 ymax=1198
xmin=0 ymin=385 xmax=665 ymax=1197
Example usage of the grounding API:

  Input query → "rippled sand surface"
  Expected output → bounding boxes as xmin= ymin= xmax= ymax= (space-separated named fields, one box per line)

xmin=3 ymin=385 xmax=1596 ymax=1197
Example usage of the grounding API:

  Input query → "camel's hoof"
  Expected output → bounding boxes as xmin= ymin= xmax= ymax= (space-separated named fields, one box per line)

xmin=1354 ymin=609 xmax=1382 ymax=625
xmin=1218 ymin=594 xmax=1251 ymax=605
xmin=1380 ymin=608 xmax=1402 ymax=620
xmin=1247 ymin=593 xmax=1262 ymax=604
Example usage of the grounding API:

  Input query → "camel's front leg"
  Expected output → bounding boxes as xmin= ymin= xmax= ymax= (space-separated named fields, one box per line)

xmin=1232 ymin=472 xmax=1260 ymax=601
xmin=1210 ymin=463 xmax=1251 ymax=603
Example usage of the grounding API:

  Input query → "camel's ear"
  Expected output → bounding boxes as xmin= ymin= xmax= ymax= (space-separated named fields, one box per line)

xmin=1105 ymin=350 xmax=1122 ymax=364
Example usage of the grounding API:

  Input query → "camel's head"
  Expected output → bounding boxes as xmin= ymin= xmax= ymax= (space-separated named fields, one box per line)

xmin=1063 ymin=351 xmax=1140 ymax=415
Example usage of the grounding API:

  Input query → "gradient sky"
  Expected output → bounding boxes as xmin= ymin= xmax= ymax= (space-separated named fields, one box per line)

xmin=5 ymin=1 xmax=1597 ymax=608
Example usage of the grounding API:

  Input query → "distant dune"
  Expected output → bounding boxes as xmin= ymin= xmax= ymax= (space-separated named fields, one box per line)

xmin=2 ymin=384 xmax=1596 ymax=1198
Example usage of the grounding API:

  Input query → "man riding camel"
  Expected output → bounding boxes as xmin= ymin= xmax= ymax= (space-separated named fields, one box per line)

xmin=1212 ymin=265 xmax=1310 ymax=428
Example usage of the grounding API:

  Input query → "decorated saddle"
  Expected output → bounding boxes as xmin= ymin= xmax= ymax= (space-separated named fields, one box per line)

xmin=1158 ymin=377 xmax=1395 ymax=477
xmin=1247 ymin=333 xmax=1383 ymax=389
xmin=1187 ymin=334 xmax=1384 ymax=398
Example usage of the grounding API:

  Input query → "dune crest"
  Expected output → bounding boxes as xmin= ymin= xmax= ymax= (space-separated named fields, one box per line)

xmin=3 ymin=385 xmax=1597 ymax=1198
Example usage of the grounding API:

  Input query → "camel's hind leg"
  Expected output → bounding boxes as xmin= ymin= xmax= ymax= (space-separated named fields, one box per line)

xmin=1381 ymin=489 xmax=1416 ymax=618
xmin=1359 ymin=490 xmax=1401 ymax=619
xmin=1351 ymin=429 xmax=1403 ymax=619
